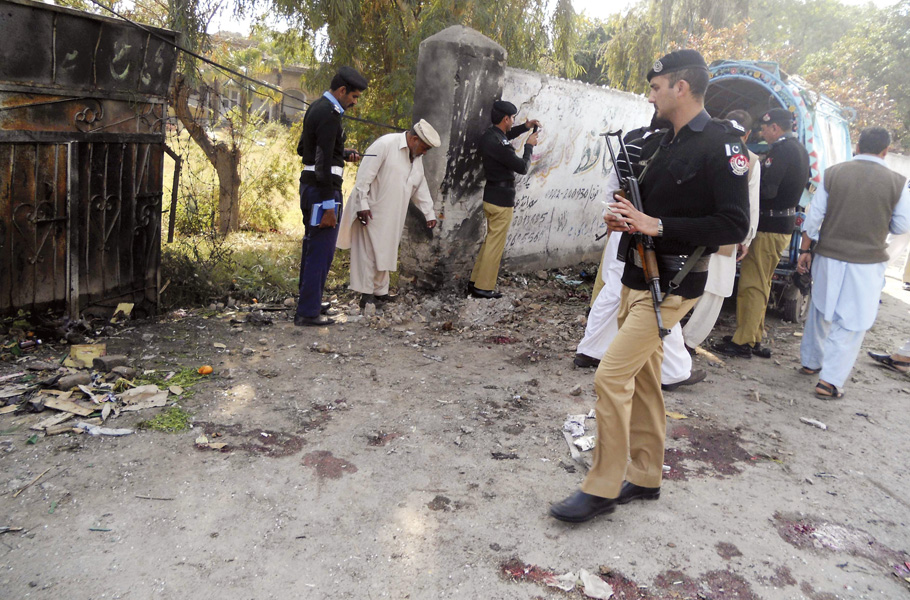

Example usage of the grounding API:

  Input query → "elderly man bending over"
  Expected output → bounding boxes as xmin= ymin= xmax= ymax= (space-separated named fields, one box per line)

xmin=337 ymin=120 xmax=440 ymax=308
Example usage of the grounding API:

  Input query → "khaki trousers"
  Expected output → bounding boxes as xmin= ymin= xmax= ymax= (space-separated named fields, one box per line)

xmin=348 ymin=222 xmax=390 ymax=296
xmin=470 ymin=202 xmax=514 ymax=290
xmin=731 ymin=232 xmax=789 ymax=346
xmin=581 ymin=287 xmax=698 ymax=499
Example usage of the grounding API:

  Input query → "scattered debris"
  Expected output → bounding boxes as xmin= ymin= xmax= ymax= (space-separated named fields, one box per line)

xmin=579 ymin=568 xmax=614 ymax=599
xmin=800 ymin=417 xmax=827 ymax=431
xmin=74 ymin=422 xmax=134 ymax=436
xmin=12 ymin=467 xmax=52 ymax=498
xmin=109 ymin=303 xmax=134 ymax=324
xmin=63 ymin=344 xmax=105 ymax=369
xmin=563 ymin=414 xmax=588 ymax=438
xmin=574 ymin=436 xmax=596 ymax=452
xmin=491 ymin=452 xmax=519 ymax=460
xmin=195 ymin=435 xmax=228 ymax=451
xmin=92 ymin=354 xmax=129 ymax=372
xmin=119 ymin=385 xmax=168 ymax=412
xmin=665 ymin=410 xmax=688 ymax=420
xmin=56 ymin=373 xmax=92 ymax=390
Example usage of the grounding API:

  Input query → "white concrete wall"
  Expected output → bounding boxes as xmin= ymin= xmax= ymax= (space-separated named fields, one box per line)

xmin=886 ymin=153 xmax=910 ymax=179
xmin=500 ymin=69 xmax=653 ymax=268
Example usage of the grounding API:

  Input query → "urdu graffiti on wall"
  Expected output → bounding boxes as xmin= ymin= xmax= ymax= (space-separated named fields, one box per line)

xmin=495 ymin=70 xmax=653 ymax=263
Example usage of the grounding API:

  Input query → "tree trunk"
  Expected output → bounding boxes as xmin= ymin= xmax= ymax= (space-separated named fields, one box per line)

xmin=173 ymin=74 xmax=242 ymax=234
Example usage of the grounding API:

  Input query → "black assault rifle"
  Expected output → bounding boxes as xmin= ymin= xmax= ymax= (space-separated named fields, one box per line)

xmin=602 ymin=130 xmax=670 ymax=338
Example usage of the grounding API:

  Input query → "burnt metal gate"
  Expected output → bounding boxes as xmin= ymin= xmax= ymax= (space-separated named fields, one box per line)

xmin=0 ymin=0 xmax=177 ymax=319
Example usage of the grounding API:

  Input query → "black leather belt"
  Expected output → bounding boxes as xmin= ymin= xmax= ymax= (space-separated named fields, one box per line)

xmin=760 ymin=207 xmax=796 ymax=217
xmin=632 ymin=252 xmax=710 ymax=273
xmin=486 ymin=180 xmax=515 ymax=189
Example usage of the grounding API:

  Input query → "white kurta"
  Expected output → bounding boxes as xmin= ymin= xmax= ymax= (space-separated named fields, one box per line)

xmin=577 ymin=216 xmax=692 ymax=383
xmin=337 ymin=133 xmax=436 ymax=272
xmin=802 ymin=154 xmax=910 ymax=331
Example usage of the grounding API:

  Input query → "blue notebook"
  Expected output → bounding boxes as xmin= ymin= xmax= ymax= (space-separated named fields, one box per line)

xmin=309 ymin=201 xmax=340 ymax=227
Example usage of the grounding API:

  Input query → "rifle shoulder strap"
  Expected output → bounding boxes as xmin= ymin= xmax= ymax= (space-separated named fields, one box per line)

xmin=665 ymin=246 xmax=707 ymax=296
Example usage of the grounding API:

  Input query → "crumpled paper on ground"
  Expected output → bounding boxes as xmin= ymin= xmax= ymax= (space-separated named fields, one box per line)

xmin=546 ymin=570 xmax=613 ymax=599
xmin=579 ymin=568 xmax=613 ymax=599
xmin=563 ymin=414 xmax=589 ymax=438
xmin=573 ymin=435 xmax=596 ymax=451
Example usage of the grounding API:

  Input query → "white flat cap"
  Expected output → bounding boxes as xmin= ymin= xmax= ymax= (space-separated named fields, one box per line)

xmin=413 ymin=119 xmax=441 ymax=148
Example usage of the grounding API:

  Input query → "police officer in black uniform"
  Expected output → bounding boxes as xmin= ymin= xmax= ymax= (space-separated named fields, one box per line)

xmin=294 ymin=67 xmax=369 ymax=326
xmin=714 ymin=107 xmax=810 ymax=357
xmin=550 ymin=49 xmax=750 ymax=523
xmin=468 ymin=100 xmax=540 ymax=299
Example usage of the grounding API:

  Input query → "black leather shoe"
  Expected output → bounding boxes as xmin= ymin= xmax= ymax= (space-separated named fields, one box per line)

xmin=359 ymin=294 xmax=375 ymax=309
xmin=294 ymin=315 xmax=335 ymax=327
xmin=751 ymin=343 xmax=772 ymax=358
xmin=374 ymin=293 xmax=397 ymax=303
xmin=661 ymin=369 xmax=706 ymax=391
xmin=549 ymin=490 xmax=617 ymax=523
xmin=470 ymin=288 xmax=503 ymax=299
xmin=467 ymin=281 xmax=476 ymax=295
xmin=574 ymin=353 xmax=600 ymax=368
xmin=320 ymin=302 xmax=339 ymax=316
xmin=617 ymin=481 xmax=661 ymax=504
xmin=712 ymin=339 xmax=752 ymax=359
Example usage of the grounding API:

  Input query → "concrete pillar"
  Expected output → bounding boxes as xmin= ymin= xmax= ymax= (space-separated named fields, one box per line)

xmin=400 ymin=26 xmax=506 ymax=292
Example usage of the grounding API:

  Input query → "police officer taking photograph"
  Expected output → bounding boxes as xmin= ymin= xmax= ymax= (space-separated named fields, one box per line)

xmin=714 ymin=108 xmax=810 ymax=357
xmin=294 ymin=66 xmax=369 ymax=326
xmin=468 ymin=100 xmax=540 ymax=299
xmin=549 ymin=49 xmax=750 ymax=523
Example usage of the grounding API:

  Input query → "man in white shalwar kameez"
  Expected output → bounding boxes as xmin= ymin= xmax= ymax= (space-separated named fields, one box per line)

xmin=337 ymin=120 xmax=440 ymax=306
xmin=683 ymin=110 xmax=761 ymax=350
xmin=574 ymin=137 xmax=700 ymax=392
xmin=797 ymin=127 xmax=910 ymax=398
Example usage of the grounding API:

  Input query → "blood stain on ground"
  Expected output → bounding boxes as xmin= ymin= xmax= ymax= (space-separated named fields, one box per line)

xmin=759 ymin=565 xmax=797 ymax=587
xmin=774 ymin=512 xmax=908 ymax=569
xmin=716 ymin=541 xmax=743 ymax=560
xmin=654 ymin=569 xmax=759 ymax=600
xmin=499 ymin=558 xmax=558 ymax=586
xmin=664 ymin=422 xmax=752 ymax=480
xmin=301 ymin=450 xmax=358 ymax=479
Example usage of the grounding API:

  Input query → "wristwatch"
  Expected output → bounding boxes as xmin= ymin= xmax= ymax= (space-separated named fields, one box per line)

xmin=656 ymin=219 xmax=664 ymax=237
xmin=798 ymin=249 xmax=811 ymax=255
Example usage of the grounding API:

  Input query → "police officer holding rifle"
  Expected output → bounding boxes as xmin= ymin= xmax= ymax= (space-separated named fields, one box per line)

xmin=549 ymin=49 xmax=750 ymax=523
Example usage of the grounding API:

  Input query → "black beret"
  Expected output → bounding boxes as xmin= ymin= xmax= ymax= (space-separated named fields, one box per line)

xmin=337 ymin=66 xmax=369 ymax=91
xmin=760 ymin=108 xmax=794 ymax=127
xmin=647 ymin=49 xmax=708 ymax=82
xmin=492 ymin=100 xmax=518 ymax=115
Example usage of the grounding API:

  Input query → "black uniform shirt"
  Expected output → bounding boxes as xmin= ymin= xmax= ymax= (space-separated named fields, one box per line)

xmin=620 ymin=110 xmax=750 ymax=298
xmin=297 ymin=95 xmax=346 ymax=199
xmin=758 ymin=134 xmax=810 ymax=233
xmin=480 ymin=123 xmax=532 ymax=208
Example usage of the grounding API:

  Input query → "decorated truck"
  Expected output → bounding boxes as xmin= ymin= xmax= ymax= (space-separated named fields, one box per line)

xmin=704 ymin=60 xmax=854 ymax=322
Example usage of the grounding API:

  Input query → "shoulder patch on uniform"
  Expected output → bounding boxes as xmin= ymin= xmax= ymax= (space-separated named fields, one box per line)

xmin=729 ymin=154 xmax=749 ymax=176
xmin=725 ymin=143 xmax=743 ymax=156
xmin=501 ymin=139 xmax=511 ymax=146
xmin=764 ymin=157 xmax=773 ymax=167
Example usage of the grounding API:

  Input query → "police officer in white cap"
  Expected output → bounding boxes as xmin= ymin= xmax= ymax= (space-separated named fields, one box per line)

xmin=337 ymin=119 xmax=442 ymax=308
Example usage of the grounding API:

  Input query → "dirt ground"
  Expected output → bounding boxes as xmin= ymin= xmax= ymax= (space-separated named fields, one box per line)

xmin=1 ymin=266 xmax=909 ymax=600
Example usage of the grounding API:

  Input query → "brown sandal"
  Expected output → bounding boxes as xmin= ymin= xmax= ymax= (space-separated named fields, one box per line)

xmin=798 ymin=366 xmax=820 ymax=375
xmin=815 ymin=381 xmax=844 ymax=399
